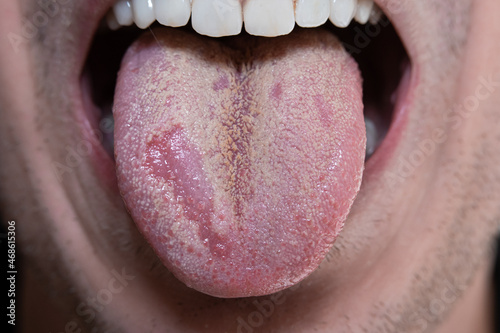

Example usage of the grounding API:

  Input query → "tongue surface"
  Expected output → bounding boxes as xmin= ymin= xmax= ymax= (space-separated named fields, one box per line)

xmin=114 ymin=28 xmax=365 ymax=298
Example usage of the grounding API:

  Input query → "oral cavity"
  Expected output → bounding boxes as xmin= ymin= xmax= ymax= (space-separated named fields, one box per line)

xmin=107 ymin=0 xmax=382 ymax=37
xmin=113 ymin=28 xmax=365 ymax=297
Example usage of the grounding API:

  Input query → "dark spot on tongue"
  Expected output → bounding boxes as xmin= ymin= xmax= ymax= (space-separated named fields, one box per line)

xmin=213 ymin=74 xmax=230 ymax=91
xmin=113 ymin=27 xmax=365 ymax=297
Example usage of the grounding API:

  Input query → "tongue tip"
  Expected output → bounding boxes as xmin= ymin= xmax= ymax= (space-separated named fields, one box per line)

xmin=140 ymin=196 xmax=352 ymax=298
xmin=168 ymin=241 xmax=335 ymax=299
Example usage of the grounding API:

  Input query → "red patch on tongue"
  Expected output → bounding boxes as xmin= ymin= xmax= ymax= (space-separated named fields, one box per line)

xmin=114 ymin=28 xmax=365 ymax=298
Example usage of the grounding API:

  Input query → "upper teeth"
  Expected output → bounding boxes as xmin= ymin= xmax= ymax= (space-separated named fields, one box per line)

xmin=107 ymin=0 xmax=380 ymax=37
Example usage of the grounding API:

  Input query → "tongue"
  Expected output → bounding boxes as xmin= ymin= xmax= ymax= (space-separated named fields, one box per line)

xmin=114 ymin=28 xmax=365 ymax=298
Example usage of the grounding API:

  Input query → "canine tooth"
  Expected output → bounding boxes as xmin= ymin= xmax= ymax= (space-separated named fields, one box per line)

xmin=244 ymin=0 xmax=295 ymax=37
xmin=132 ymin=0 xmax=155 ymax=29
xmin=192 ymin=0 xmax=242 ymax=37
xmin=113 ymin=0 xmax=134 ymax=26
xmin=155 ymin=0 xmax=191 ymax=27
xmin=329 ymin=0 xmax=357 ymax=28
xmin=368 ymin=4 xmax=383 ymax=24
xmin=354 ymin=0 xmax=373 ymax=24
xmin=295 ymin=0 xmax=330 ymax=28
xmin=106 ymin=10 xmax=121 ymax=30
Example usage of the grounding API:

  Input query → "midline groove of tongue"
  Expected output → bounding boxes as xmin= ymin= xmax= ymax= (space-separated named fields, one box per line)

xmin=113 ymin=28 xmax=365 ymax=298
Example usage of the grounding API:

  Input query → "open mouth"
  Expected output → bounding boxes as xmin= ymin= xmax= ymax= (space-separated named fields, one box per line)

xmin=80 ymin=0 xmax=411 ymax=298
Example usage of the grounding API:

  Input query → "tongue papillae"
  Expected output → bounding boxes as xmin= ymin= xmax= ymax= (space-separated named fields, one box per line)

xmin=114 ymin=28 xmax=365 ymax=298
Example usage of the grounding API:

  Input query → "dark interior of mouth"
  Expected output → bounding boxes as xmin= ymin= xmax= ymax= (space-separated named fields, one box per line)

xmin=85 ymin=19 xmax=408 ymax=161
xmin=82 ymin=17 xmax=408 ymax=297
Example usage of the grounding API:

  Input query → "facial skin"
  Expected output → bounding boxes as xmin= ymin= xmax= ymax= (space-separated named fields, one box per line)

xmin=1 ymin=0 xmax=499 ymax=332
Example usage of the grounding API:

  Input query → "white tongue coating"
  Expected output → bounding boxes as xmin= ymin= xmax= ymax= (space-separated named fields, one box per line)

xmin=107 ymin=0 xmax=382 ymax=36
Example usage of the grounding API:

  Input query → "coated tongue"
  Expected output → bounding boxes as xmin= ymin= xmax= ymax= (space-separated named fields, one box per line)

xmin=114 ymin=28 xmax=366 ymax=298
